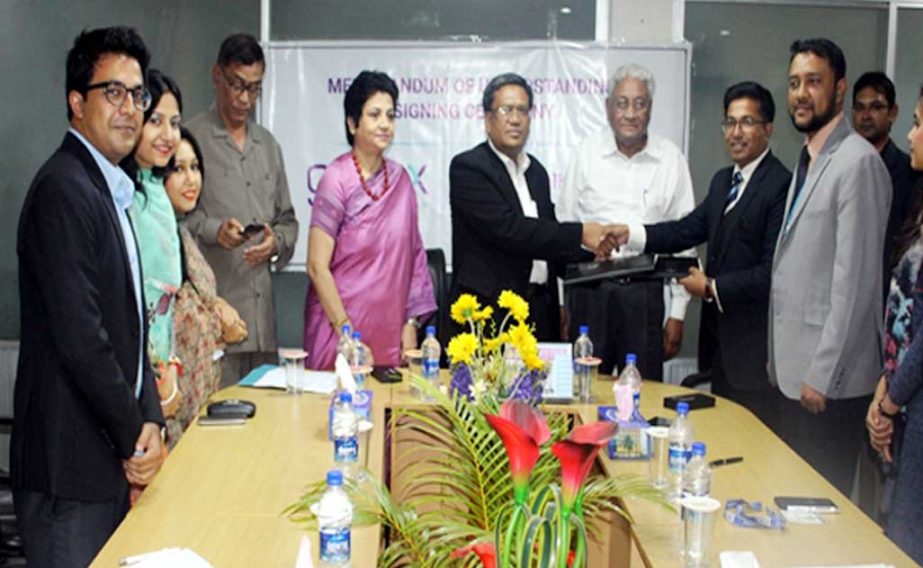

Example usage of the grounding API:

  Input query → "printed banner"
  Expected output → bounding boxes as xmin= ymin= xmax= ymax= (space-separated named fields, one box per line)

xmin=262 ymin=42 xmax=690 ymax=268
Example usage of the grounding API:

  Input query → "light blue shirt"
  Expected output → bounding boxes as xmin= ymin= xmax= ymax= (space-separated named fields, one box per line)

xmin=69 ymin=128 xmax=145 ymax=398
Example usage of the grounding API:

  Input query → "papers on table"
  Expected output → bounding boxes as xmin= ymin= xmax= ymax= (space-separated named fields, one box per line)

xmin=538 ymin=343 xmax=574 ymax=402
xmin=238 ymin=364 xmax=337 ymax=394
xmin=119 ymin=548 xmax=212 ymax=567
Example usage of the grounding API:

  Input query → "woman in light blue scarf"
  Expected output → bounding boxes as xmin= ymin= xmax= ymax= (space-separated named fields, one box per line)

xmin=121 ymin=69 xmax=183 ymax=414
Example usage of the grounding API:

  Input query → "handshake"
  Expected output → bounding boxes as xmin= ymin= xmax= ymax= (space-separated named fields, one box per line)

xmin=581 ymin=223 xmax=630 ymax=259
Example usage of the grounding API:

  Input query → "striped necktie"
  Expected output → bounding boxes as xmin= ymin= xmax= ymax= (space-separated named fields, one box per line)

xmin=724 ymin=171 xmax=744 ymax=215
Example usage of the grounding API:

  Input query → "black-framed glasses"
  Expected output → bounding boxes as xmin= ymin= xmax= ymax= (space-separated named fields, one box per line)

xmin=85 ymin=81 xmax=152 ymax=112
xmin=721 ymin=116 xmax=768 ymax=132
xmin=220 ymin=69 xmax=262 ymax=99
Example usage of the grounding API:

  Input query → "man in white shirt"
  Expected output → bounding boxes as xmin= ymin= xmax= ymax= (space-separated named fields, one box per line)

xmin=559 ymin=64 xmax=696 ymax=379
xmin=449 ymin=73 xmax=616 ymax=341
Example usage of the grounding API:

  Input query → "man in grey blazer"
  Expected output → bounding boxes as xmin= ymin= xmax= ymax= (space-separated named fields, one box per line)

xmin=768 ymin=38 xmax=892 ymax=496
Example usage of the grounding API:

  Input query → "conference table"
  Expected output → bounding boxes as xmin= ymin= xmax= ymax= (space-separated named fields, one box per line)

xmin=91 ymin=374 xmax=916 ymax=567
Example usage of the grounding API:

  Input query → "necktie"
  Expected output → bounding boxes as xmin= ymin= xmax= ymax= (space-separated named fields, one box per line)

xmin=790 ymin=145 xmax=811 ymax=209
xmin=723 ymin=171 xmax=744 ymax=215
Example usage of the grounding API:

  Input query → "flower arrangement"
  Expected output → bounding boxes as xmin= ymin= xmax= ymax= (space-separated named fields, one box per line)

xmin=285 ymin=290 xmax=670 ymax=566
xmin=447 ymin=291 xmax=546 ymax=404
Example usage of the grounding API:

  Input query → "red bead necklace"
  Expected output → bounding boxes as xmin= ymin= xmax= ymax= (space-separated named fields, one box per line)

xmin=351 ymin=152 xmax=389 ymax=201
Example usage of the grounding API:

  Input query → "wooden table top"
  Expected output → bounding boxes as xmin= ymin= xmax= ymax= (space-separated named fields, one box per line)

xmin=91 ymin=373 xmax=916 ymax=567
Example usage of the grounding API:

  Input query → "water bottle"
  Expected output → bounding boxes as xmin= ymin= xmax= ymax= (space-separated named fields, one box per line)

xmin=668 ymin=401 xmax=695 ymax=501
xmin=336 ymin=323 xmax=354 ymax=363
xmin=421 ymin=326 xmax=441 ymax=399
xmin=317 ymin=469 xmax=353 ymax=567
xmin=617 ymin=353 xmax=643 ymax=411
xmin=682 ymin=442 xmax=711 ymax=499
xmin=349 ymin=330 xmax=367 ymax=388
xmin=332 ymin=392 xmax=359 ymax=478
xmin=573 ymin=325 xmax=593 ymax=402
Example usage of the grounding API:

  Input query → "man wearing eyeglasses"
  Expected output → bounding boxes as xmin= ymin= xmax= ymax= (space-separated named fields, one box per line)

xmin=852 ymin=71 xmax=919 ymax=289
xmin=13 ymin=27 xmax=165 ymax=567
xmin=449 ymin=73 xmax=617 ymax=341
xmin=187 ymin=33 xmax=298 ymax=385
xmin=558 ymin=64 xmax=696 ymax=380
xmin=606 ymin=82 xmax=790 ymax=421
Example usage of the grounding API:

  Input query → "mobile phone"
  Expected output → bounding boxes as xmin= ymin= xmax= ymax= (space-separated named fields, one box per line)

xmin=663 ymin=393 xmax=716 ymax=411
xmin=372 ymin=366 xmax=403 ymax=384
xmin=198 ymin=416 xmax=246 ymax=427
xmin=774 ymin=496 xmax=839 ymax=514
xmin=241 ymin=223 xmax=264 ymax=237
xmin=648 ymin=416 xmax=672 ymax=427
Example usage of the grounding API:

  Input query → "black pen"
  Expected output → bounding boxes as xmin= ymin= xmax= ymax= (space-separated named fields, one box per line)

xmin=709 ymin=456 xmax=744 ymax=468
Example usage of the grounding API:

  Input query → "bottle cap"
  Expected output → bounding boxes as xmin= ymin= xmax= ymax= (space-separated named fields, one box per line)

xmin=692 ymin=442 xmax=706 ymax=456
xmin=676 ymin=401 xmax=690 ymax=415
xmin=352 ymin=330 xmax=361 ymax=340
xmin=626 ymin=353 xmax=637 ymax=365
xmin=579 ymin=325 xmax=589 ymax=335
xmin=326 ymin=469 xmax=343 ymax=486
xmin=341 ymin=324 xmax=351 ymax=334
xmin=338 ymin=391 xmax=353 ymax=404
xmin=426 ymin=325 xmax=436 ymax=336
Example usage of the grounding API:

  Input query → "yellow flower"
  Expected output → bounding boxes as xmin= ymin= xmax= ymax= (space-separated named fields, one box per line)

xmin=446 ymin=333 xmax=479 ymax=364
xmin=471 ymin=305 xmax=494 ymax=322
xmin=498 ymin=290 xmax=529 ymax=322
xmin=508 ymin=321 xmax=537 ymax=354
xmin=523 ymin=351 xmax=546 ymax=371
xmin=450 ymin=294 xmax=481 ymax=324
xmin=483 ymin=332 xmax=508 ymax=353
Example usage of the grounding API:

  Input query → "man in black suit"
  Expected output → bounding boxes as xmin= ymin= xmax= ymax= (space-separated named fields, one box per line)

xmin=13 ymin=27 xmax=164 ymax=567
xmin=612 ymin=81 xmax=790 ymax=420
xmin=851 ymin=71 xmax=919 ymax=287
xmin=449 ymin=73 xmax=615 ymax=340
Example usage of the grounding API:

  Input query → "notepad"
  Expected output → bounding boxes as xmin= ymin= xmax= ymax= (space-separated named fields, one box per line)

xmin=238 ymin=364 xmax=337 ymax=394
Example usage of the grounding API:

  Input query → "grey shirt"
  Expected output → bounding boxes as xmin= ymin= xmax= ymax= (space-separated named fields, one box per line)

xmin=186 ymin=104 xmax=298 ymax=354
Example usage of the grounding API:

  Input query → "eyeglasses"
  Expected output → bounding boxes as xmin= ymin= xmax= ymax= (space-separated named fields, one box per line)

xmin=721 ymin=116 xmax=768 ymax=132
xmin=852 ymin=101 xmax=890 ymax=113
xmin=221 ymin=69 xmax=262 ymax=99
xmin=492 ymin=105 xmax=531 ymax=118
xmin=85 ymin=81 xmax=152 ymax=112
xmin=613 ymin=97 xmax=651 ymax=112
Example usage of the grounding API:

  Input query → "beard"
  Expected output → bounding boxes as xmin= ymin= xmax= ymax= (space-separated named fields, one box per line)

xmin=789 ymin=91 xmax=838 ymax=133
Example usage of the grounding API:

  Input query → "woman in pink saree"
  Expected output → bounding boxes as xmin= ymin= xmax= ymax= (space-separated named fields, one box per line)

xmin=304 ymin=71 xmax=436 ymax=369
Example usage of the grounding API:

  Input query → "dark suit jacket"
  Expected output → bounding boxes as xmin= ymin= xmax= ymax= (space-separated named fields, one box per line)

xmin=449 ymin=141 xmax=589 ymax=317
xmin=644 ymin=151 xmax=791 ymax=391
xmin=13 ymin=132 xmax=163 ymax=501
xmin=881 ymin=139 xmax=919 ymax=275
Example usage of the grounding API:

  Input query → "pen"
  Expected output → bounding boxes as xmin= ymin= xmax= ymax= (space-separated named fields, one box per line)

xmin=708 ymin=456 xmax=743 ymax=468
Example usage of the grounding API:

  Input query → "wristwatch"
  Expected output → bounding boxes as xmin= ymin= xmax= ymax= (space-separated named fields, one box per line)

xmin=406 ymin=317 xmax=421 ymax=329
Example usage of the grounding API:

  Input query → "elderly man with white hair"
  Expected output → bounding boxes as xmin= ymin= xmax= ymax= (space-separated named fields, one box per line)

xmin=559 ymin=63 xmax=696 ymax=380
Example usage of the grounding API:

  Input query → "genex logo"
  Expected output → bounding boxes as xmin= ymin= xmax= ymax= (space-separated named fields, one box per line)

xmin=306 ymin=161 xmax=429 ymax=206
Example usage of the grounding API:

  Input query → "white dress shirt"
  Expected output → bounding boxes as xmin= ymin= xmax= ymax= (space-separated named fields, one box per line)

xmin=559 ymin=128 xmax=696 ymax=320
xmin=488 ymin=139 xmax=548 ymax=285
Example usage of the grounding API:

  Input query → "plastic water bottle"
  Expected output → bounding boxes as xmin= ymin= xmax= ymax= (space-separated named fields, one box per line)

xmin=619 ymin=353 xmax=643 ymax=409
xmin=682 ymin=442 xmax=711 ymax=498
xmin=573 ymin=325 xmax=594 ymax=401
xmin=349 ymin=330 xmax=367 ymax=388
xmin=336 ymin=323 xmax=354 ymax=362
xmin=421 ymin=326 xmax=441 ymax=398
xmin=332 ymin=392 xmax=359 ymax=478
xmin=317 ymin=469 xmax=353 ymax=567
xmin=668 ymin=401 xmax=695 ymax=501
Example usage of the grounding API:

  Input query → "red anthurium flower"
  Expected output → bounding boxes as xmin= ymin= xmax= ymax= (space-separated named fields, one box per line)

xmin=485 ymin=400 xmax=550 ymax=504
xmin=552 ymin=421 xmax=618 ymax=511
xmin=451 ymin=541 xmax=497 ymax=568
